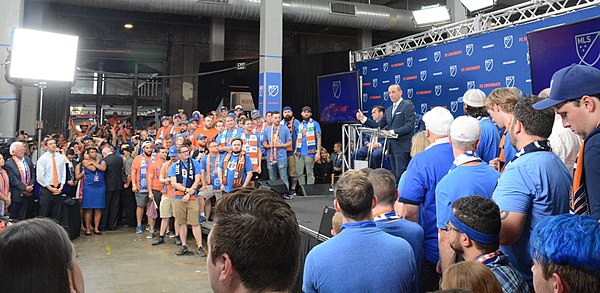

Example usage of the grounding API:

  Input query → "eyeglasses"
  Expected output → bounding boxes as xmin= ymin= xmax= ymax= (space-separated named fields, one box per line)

xmin=445 ymin=221 xmax=460 ymax=232
xmin=179 ymin=150 xmax=189 ymax=154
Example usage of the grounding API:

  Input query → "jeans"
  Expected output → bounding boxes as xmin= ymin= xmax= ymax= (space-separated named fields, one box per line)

xmin=296 ymin=155 xmax=315 ymax=185
xmin=267 ymin=160 xmax=289 ymax=189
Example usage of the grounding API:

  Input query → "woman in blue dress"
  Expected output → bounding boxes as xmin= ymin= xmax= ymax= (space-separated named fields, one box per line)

xmin=78 ymin=148 xmax=106 ymax=236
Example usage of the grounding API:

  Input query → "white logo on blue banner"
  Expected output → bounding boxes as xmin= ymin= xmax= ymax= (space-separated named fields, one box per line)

xmin=394 ymin=74 xmax=401 ymax=84
xmin=434 ymin=51 xmax=441 ymax=62
xmin=420 ymin=70 xmax=427 ymax=81
xmin=268 ymin=85 xmax=279 ymax=97
xmin=467 ymin=81 xmax=475 ymax=90
xmin=435 ymin=85 xmax=442 ymax=96
xmin=372 ymin=78 xmax=378 ymax=88
xmin=575 ymin=31 xmax=600 ymax=66
xmin=421 ymin=103 xmax=428 ymax=114
xmin=504 ymin=35 xmax=514 ymax=48
xmin=259 ymin=85 xmax=263 ymax=97
xmin=485 ymin=59 xmax=494 ymax=72
xmin=527 ymin=52 xmax=530 ymax=64
xmin=383 ymin=91 xmax=389 ymax=101
xmin=362 ymin=66 xmax=367 ymax=75
xmin=332 ymin=81 xmax=341 ymax=99
xmin=383 ymin=62 xmax=389 ymax=72
xmin=505 ymin=76 xmax=515 ymax=87
xmin=466 ymin=44 xmax=474 ymax=56
xmin=407 ymin=88 xmax=414 ymax=99
xmin=362 ymin=93 xmax=368 ymax=102
xmin=451 ymin=101 xmax=458 ymax=113
xmin=450 ymin=65 xmax=457 ymax=77
xmin=407 ymin=57 xmax=413 ymax=68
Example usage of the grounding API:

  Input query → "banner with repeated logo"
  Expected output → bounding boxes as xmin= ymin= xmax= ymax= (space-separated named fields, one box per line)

xmin=356 ymin=5 xmax=600 ymax=116
xmin=258 ymin=72 xmax=282 ymax=114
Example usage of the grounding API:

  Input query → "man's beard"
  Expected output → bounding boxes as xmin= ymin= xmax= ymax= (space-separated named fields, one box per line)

xmin=233 ymin=149 xmax=241 ymax=155
xmin=303 ymin=116 xmax=310 ymax=122
xmin=283 ymin=115 xmax=292 ymax=121
xmin=144 ymin=150 xmax=153 ymax=156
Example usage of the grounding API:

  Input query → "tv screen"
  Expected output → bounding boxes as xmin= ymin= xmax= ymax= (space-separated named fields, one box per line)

xmin=318 ymin=71 xmax=360 ymax=123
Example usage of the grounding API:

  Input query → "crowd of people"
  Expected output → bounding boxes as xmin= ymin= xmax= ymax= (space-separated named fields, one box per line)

xmin=0 ymin=63 xmax=599 ymax=293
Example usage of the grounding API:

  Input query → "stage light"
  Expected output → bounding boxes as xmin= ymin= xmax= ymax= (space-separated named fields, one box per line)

xmin=124 ymin=23 xmax=134 ymax=29
xmin=459 ymin=0 xmax=496 ymax=14
xmin=7 ymin=28 xmax=78 ymax=86
xmin=412 ymin=5 xmax=451 ymax=27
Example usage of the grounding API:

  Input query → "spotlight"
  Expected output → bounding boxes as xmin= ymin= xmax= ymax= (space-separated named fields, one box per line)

xmin=459 ymin=0 xmax=496 ymax=14
xmin=124 ymin=23 xmax=134 ymax=29
xmin=412 ymin=5 xmax=451 ymax=27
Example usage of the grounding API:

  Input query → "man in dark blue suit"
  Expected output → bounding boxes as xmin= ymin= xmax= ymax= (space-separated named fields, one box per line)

xmin=357 ymin=84 xmax=415 ymax=182
xmin=5 ymin=142 xmax=36 ymax=221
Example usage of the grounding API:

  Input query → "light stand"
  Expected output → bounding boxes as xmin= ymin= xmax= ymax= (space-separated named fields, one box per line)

xmin=35 ymin=81 xmax=46 ymax=161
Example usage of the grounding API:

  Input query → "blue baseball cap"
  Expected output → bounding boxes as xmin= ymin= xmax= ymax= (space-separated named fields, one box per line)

xmin=195 ymin=133 xmax=206 ymax=140
xmin=192 ymin=111 xmax=201 ymax=118
xmin=188 ymin=117 xmax=199 ymax=123
xmin=173 ymin=113 xmax=181 ymax=119
xmin=168 ymin=146 xmax=178 ymax=157
xmin=283 ymin=106 xmax=292 ymax=112
xmin=533 ymin=64 xmax=600 ymax=110
xmin=160 ymin=116 xmax=169 ymax=122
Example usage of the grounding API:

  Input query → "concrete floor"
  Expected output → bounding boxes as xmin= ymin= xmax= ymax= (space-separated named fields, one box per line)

xmin=73 ymin=227 xmax=212 ymax=293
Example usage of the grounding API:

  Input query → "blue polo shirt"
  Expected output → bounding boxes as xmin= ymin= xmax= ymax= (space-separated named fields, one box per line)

xmin=503 ymin=130 xmax=518 ymax=163
xmin=218 ymin=152 xmax=253 ymax=193
xmin=263 ymin=125 xmax=292 ymax=164
xmin=298 ymin=120 xmax=322 ymax=157
xmin=435 ymin=162 xmax=500 ymax=229
xmin=167 ymin=159 xmax=202 ymax=199
xmin=477 ymin=118 xmax=501 ymax=163
xmin=493 ymin=151 xmax=571 ymax=286
xmin=398 ymin=141 xmax=454 ymax=264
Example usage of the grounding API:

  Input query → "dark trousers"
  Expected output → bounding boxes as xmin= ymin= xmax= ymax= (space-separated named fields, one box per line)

xmin=101 ymin=190 xmax=121 ymax=230
xmin=389 ymin=151 xmax=411 ymax=183
xmin=8 ymin=196 xmax=32 ymax=220
xmin=39 ymin=187 xmax=64 ymax=223
xmin=121 ymin=186 xmax=136 ymax=227
xmin=419 ymin=260 xmax=440 ymax=293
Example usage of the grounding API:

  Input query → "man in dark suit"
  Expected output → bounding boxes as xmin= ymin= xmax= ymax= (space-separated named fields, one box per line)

xmin=100 ymin=146 xmax=124 ymax=230
xmin=5 ymin=142 xmax=35 ymax=221
xmin=357 ymin=84 xmax=415 ymax=182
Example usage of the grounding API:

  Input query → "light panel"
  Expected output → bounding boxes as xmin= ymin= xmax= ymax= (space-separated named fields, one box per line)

xmin=460 ymin=0 xmax=495 ymax=13
xmin=412 ymin=6 xmax=451 ymax=27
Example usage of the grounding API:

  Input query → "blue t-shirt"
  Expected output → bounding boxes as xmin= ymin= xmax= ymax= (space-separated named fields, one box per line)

xmin=199 ymin=154 xmax=223 ymax=190
xmin=493 ymin=151 xmax=571 ymax=286
xmin=167 ymin=159 xmax=202 ymax=199
xmin=297 ymin=120 xmax=321 ymax=157
xmin=477 ymin=118 xmax=501 ymax=163
xmin=375 ymin=218 xmax=424 ymax=293
xmin=217 ymin=127 xmax=242 ymax=148
xmin=263 ymin=125 xmax=292 ymax=164
xmin=218 ymin=153 xmax=254 ymax=192
xmin=303 ymin=222 xmax=416 ymax=293
xmin=282 ymin=119 xmax=300 ymax=156
xmin=398 ymin=141 xmax=454 ymax=264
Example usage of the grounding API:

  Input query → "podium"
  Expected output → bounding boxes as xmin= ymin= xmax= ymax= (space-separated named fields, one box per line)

xmin=354 ymin=127 xmax=397 ymax=169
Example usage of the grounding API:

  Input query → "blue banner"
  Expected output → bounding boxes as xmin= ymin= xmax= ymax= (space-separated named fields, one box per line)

xmin=258 ymin=72 xmax=282 ymax=114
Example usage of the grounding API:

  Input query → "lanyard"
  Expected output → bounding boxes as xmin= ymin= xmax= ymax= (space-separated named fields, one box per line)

xmin=474 ymin=251 xmax=503 ymax=265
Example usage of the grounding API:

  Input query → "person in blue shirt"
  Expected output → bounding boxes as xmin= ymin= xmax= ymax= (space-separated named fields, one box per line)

xmin=460 ymin=89 xmax=500 ymax=163
xmin=303 ymin=171 xmax=416 ymax=293
xmin=486 ymin=88 xmax=519 ymax=172
xmin=397 ymin=106 xmax=455 ymax=293
xmin=436 ymin=116 xmax=501 ymax=272
xmin=217 ymin=114 xmax=242 ymax=154
xmin=282 ymin=106 xmax=300 ymax=194
xmin=263 ymin=112 xmax=292 ymax=189
xmin=493 ymin=96 xmax=571 ymax=288
xmin=199 ymin=140 xmax=222 ymax=214
xmin=368 ymin=168 xmax=423 ymax=293
xmin=295 ymin=106 xmax=322 ymax=185
xmin=218 ymin=138 xmax=253 ymax=193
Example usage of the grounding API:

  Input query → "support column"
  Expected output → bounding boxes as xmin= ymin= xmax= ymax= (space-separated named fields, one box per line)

xmin=447 ymin=0 xmax=468 ymax=23
xmin=357 ymin=29 xmax=372 ymax=50
xmin=209 ymin=18 xmax=225 ymax=62
xmin=0 ymin=0 xmax=24 ymax=140
xmin=258 ymin=0 xmax=283 ymax=116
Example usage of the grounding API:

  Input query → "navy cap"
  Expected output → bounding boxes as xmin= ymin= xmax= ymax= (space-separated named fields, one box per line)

xmin=161 ymin=116 xmax=169 ymax=122
xmin=168 ymin=146 xmax=178 ymax=157
xmin=188 ymin=117 xmax=199 ymax=123
xmin=283 ymin=106 xmax=292 ymax=112
xmin=533 ymin=64 xmax=600 ymax=110
xmin=192 ymin=111 xmax=201 ymax=119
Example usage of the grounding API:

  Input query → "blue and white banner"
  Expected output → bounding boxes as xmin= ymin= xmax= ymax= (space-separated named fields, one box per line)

xmin=258 ymin=72 xmax=282 ymax=114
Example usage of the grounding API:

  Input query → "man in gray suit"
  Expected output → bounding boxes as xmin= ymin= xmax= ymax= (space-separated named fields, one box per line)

xmin=5 ymin=142 xmax=35 ymax=221
xmin=357 ymin=84 xmax=415 ymax=182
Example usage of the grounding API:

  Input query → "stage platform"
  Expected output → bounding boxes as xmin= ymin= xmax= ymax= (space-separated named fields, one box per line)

xmin=287 ymin=195 xmax=334 ymax=233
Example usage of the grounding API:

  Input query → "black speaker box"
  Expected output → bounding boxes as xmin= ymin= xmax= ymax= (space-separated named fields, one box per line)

xmin=299 ymin=184 xmax=334 ymax=197
xmin=257 ymin=179 xmax=289 ymax=195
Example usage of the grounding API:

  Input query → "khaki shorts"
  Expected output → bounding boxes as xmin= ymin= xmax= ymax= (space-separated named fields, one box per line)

xmin=173 ymin=198 xmax=200 ymax=226
xmin=199 ymin=185 xmax=223 ymax=200
xmin=159 ymin=196 xmax=174 ymax=218
xmin=287 ymin=155 xmax=297 ymax=177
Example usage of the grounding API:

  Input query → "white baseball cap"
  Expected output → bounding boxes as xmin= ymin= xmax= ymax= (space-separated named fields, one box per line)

xmin=423 ymin=107 xmax=454 ymax=136
xmin=459 ymin=89 xmax=487 ymax=107
xmin=450 ymin=116 xmax=481 ymax=142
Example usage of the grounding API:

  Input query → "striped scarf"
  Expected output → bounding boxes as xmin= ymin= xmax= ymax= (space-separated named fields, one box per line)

xmin=296 ymin=119 xmax=316 ymax=152
xmin=241 ymin=132 xmax=259 ymax=169
xmin=222 ymin=151 xmax=246 ymax=188
xmin=571 ymin=143 xmax=590 ymax=215
xmin=12 ymin=156 xmax=31 ymax=185
xmin=270 ymin=126 xmax=281 ymax=163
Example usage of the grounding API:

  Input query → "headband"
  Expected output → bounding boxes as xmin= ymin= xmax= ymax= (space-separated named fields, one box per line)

xmin=449 ymin=212 xmax=499 ymax=244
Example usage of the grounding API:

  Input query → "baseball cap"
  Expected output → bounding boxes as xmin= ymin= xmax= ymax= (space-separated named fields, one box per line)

xmin=302 ymin=106 xmax=312 ymax=112
xmin=234 ymin=105 xmax=243 ymax=110
xmin=458 ymin=89 xmax=487 ymax=107
xmin=196 ymin=133 xmax=206 ymax=140
xmin=283 ymin=106 xmax=292 ymax=112
xmin=173 ymin=113 xmax=181 ymax=119
xmin=179 ymin=120 xmax=188 ymax=125
xmin=161 ymin=116 xmax=169 ymax=122
xmin=422 ymin=107 xmax=454 ymax=136
xmin=141 ymin=141 xmax=153 ymax=148
xmin=192 ymin=111 xmax=201 ymax=119
xmin=251 ymin=112 xmax=262 ymax=120
xmin=450 ymin=116 xmax=481 ymax=142
xmin=168 ymin=146 xmax=178 ymax=157
xmin=228 ymin=113 xmax=237 ymax=119
xmin=188 ymin=117 xmax=199 ymax=123
xmin=121 ymin=144 xmax=133 ymax=153
xmin=220 ymin=106 xmax=228 ymax=111
xmin=533 ymin=64 xmax=600 ymax=110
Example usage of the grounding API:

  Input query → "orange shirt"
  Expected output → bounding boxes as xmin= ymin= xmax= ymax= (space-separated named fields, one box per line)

xmin=131 ymin=154 xmax=154 ymax=189
xmin=192 ymin=127 xmax=220 ymax=147
xmin=147 ymin=159 xmax=165 ymax=191
xmin=160 ymin=160 xmax=175 ymax=198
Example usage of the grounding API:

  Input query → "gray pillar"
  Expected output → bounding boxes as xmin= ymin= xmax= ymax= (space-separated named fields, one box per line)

xmin=209 ymin=18 xmax=225 ymax=62
xmin=258 ymin=0 xmax=283 ymax=116
xmin=357 ymin=29 xmax=372 ymax=50
xmin=0 ymin=0 xmax=24 ymax=140
xmin=448 ymin=0 xmax=468 ymax=23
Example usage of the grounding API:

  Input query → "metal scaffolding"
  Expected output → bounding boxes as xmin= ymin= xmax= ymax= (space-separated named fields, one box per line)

xmin=350 ymin=0 xmax=600 ymax=66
